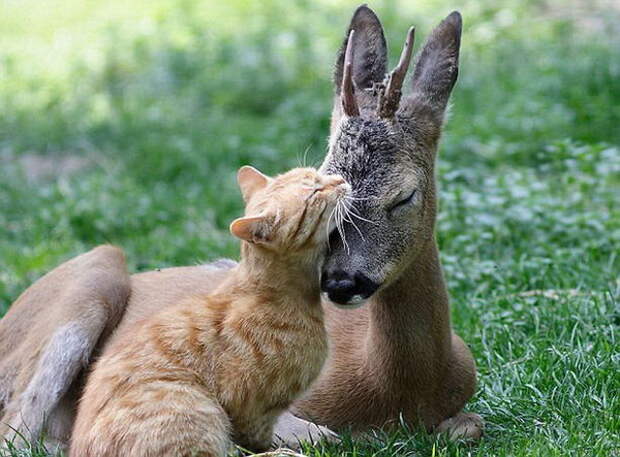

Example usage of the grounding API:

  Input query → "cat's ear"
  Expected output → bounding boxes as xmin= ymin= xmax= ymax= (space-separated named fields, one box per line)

xmin=237 ymin=166 xmax=270 ymax=202
xmin=230 ymin=215 xmax=272 ymax=244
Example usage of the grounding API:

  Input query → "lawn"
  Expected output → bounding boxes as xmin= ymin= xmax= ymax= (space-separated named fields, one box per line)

xmin=1 ymin=0 xmax=619 ymax=456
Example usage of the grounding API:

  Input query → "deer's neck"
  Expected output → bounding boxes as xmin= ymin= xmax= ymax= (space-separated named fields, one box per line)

xmin=364 ymin=238 xmax=452 ymax=381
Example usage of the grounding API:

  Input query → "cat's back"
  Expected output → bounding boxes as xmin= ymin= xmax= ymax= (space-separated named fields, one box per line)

xmin=71 ymin=294 xmax=230 ymax=457
xmin=107 ymin=263 xmax=234 ymax=347
xmin=84 ymin=292 xmax=229 ymax=396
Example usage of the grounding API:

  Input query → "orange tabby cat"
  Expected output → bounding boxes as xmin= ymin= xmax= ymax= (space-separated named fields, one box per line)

xmin=69 ymin=166 xmax=349 ymax=457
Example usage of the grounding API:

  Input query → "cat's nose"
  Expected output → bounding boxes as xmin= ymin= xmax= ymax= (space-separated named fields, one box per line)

xmin=320 ymin=269 xmax=379 ymax=307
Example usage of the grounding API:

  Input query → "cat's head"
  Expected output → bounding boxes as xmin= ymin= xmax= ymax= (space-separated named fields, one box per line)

xmin=230 ymin=166 xmax=350 ymax=254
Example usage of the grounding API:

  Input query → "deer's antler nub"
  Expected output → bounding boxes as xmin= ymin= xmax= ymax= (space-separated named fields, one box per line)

xmin=378 ymin=26 xmax=415 ymax=118
xmin=341 ymin=30 xmax=360 ymax=117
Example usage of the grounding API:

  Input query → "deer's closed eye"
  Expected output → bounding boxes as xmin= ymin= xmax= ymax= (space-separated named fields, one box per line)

xmin=390 ymin=189 xmax=417 ymax=212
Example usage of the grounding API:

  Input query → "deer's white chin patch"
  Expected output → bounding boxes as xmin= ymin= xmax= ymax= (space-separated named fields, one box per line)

xmin=322 ymin=293 xmax=368 ymax=309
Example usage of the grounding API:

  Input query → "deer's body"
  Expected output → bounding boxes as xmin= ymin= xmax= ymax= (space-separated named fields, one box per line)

xmin=0 ymin=5 xmax=482 ymax=452
xmin=296 ymin=240 xmax=476 ymax=432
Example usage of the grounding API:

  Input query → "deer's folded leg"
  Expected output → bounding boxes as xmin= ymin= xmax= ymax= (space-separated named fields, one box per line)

xmin=272 ymin=411 xmax=339 ymax=450
xmin=435 ymin=412 xmax=484 ymax=441
xmin=0 ymin=245 xmax=131 ymax=450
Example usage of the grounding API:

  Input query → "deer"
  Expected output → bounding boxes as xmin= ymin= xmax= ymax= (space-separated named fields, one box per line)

xmin=0 ymin=5 xmax=482 ymax=453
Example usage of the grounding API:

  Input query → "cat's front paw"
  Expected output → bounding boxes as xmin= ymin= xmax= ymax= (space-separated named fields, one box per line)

xmin=272 ymin=412 xmax=339 ymax=450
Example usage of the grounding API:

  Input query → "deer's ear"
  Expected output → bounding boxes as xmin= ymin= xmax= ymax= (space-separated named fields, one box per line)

xmin=237 ymin=166 xmax=270 ymax=202
xmin=230 ymin=215 xmax=272 ymax=244
xmin=334 ymin=5 xmax=387 ymax=94
xmin=409 ymin=11 xmax=462 ymax=115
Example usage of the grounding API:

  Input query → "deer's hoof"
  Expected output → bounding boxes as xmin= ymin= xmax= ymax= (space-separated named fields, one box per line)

xmin=435 ymin=412 xmax=484 ymax=441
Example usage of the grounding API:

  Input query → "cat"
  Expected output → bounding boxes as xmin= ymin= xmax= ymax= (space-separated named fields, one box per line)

xmin=69 ymin=165 xmax=349 ymax=457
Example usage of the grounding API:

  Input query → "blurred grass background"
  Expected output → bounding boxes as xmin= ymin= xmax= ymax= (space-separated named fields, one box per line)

xmin=1 ymin=0 xmax=619 ymax=456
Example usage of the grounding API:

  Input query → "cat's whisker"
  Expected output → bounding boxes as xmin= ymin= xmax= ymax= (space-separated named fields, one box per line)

xmin=342 ymin=203 xmax=366 ymax=242
xmin=340 ymin=207 xmax=351 ymax=255
xmin=346 ymin=218 xmax=365 ymax=236
xmin=346 ymin=218 xmax=365 ymax=242
xmin=335 ymin=202 xmax=350 ymax=255
xmin=347 ymin=209 xmax=378 ymax=225
xmin=347 ymin=205 xmax=377 ymax=226
xmin=301 ymin=145 xmax=312 ymax=167
xmin=343 ymin=198 xmax=379 ymax=226
xmin=344 ymin=195 xmax=374 ymax=202
xmin=334 ymin=204 xmax=343 ymax=250
xmin=295 ymin=145 xmax=312 ymax=167
xmin=345 ymin=202 xmax=367 ymax=242
xmin=325 ymin=204 xmax=338 ymax=250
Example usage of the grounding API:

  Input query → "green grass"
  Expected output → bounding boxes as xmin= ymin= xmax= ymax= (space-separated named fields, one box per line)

xmin=1 ymin=0 xmax=619 ymax=456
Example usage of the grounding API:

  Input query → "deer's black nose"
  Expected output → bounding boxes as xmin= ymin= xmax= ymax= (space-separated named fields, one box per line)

xmin=320 ymin=269 xmax=379 ymax=306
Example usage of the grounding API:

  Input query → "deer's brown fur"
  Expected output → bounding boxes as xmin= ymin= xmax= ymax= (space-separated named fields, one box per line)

xmin=0 ymin=246 xmax=130 ymax=449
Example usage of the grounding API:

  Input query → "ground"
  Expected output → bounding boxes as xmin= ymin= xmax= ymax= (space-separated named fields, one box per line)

xmin=0 ymin=0 xmax=618 ymax=456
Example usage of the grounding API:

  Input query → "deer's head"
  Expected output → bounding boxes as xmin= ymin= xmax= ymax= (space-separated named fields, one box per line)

xmin=320 ymin=6 xmax=462 ymax=306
